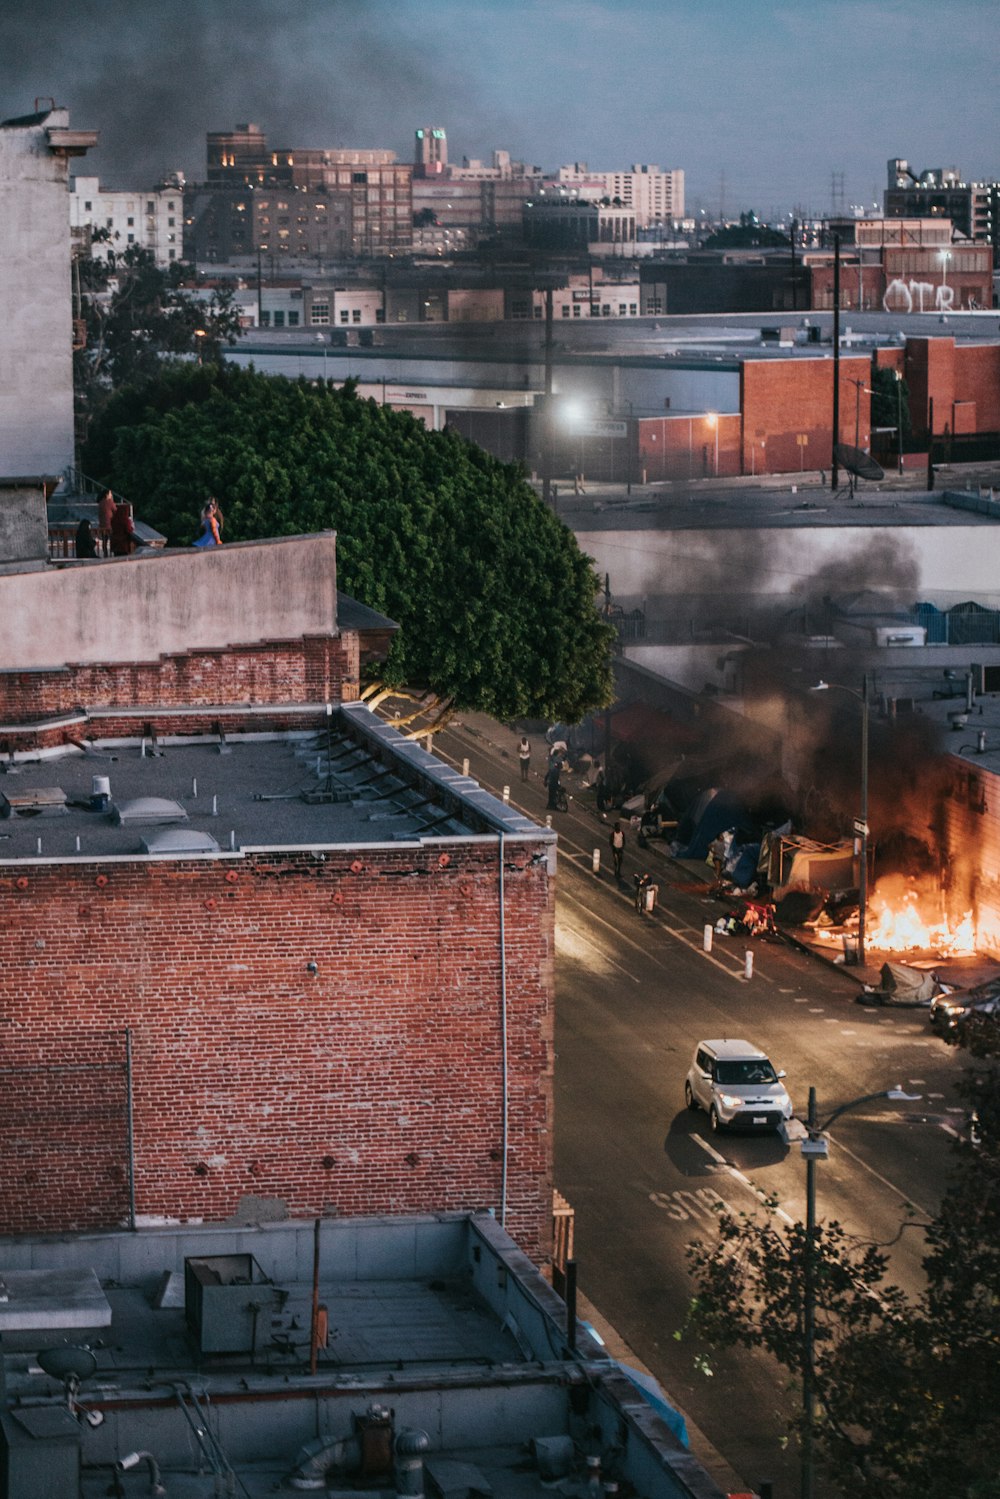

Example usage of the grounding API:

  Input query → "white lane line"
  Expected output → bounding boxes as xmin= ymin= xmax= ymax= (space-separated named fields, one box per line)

xmin=690 ymin=1133 xmax=795 ymax=1226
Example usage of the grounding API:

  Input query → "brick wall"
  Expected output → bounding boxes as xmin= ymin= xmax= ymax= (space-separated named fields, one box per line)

xmin=0 ymin=841 xmax=555 ymax=1259
xmin=0 ymin=634 xmax=359 ymax=740
xmin=741 ymin=354 xmax=871 ymax=473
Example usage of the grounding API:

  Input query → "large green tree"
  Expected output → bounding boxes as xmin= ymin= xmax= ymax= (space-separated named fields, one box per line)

xmin=82 ymin=363 xmax=615 ymax=721
xmin=683 ymin=1018 xmax=1000 ymax=1498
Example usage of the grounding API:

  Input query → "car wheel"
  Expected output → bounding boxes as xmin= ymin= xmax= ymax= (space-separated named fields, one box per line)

xmin=709 ymin=1106 xmax=724 ymax=1134
xmin=684 ymin=1081 xmax=698 ymax=1111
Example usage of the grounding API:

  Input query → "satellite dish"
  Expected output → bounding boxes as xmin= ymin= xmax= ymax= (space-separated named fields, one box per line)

xmin=37 ymin=1345 xmax=97 ymax=1385
xmin=834 ymin=443 xmax=884 ymax=482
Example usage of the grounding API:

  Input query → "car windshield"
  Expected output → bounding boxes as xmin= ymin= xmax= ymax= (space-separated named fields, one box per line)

xmin=715 ymin=1059 xmax=777 ymax=1086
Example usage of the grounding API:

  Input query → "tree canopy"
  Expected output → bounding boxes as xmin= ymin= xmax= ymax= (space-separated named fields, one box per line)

xmin=683 ymin=1015 xmax=1000 ymax=1499
xmin=82 ymin=362 xmax=615 ymax=721
xmin=701 ymin=211 xmax=791 ymax=251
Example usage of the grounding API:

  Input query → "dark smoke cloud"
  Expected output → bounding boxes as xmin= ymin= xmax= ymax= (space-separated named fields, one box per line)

xmin=1 ymin=0 xmax=474 ymax=187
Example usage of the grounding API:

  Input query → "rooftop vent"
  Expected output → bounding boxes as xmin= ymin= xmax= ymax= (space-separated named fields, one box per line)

xmin=113 ymin=797 xmax=189 ymax=826
xmin=140 ymin=829 xmax=221 ymax=855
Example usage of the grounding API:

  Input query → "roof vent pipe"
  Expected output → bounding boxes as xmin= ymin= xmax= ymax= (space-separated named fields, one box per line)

xmin=395 ymin=1428 xmax=430 ymax=1498
xmin=967 ymin=671 xmax=975 ymax=712
xmin=978 ymin=730 xmax=987 ymax=754
xmin=91 ymin=775 xmax=111 ymax=811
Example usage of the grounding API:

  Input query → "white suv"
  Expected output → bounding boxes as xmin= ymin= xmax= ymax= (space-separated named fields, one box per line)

xmin=685 ymin=1039 xmax=793 ymax=1134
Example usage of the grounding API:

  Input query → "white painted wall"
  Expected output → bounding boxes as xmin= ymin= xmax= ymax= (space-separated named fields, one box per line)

xmin=0 ymin=533 xmax=338 ymax=669
xmin=575 ymin=522 xmax=1000 ymax=612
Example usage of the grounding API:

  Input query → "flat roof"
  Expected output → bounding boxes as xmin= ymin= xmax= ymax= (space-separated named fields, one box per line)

xmin=0 ymin=703 xmax=547 ymax=865
xmin=569 ymin=485 xmax=1000 ymax=532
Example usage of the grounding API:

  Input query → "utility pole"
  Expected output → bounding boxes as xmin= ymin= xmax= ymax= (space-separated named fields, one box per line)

xmin=831 ymin=236 xmax=841 ymax=491
xmin=541 ymin=287 xmax=554 ymax=508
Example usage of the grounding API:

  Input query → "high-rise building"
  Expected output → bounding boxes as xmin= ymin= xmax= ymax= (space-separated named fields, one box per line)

xmin=414 ymin=125 xmax=447 ymax=177
xmin=0 ymin=104 xmax=96 ymax=480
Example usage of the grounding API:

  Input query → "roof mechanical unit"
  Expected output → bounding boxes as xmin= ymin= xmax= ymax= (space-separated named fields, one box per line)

xmin=140 ymin=829 xmax=222 ymax=855
xmin=113 ymin=797 xmax=189 ymax=827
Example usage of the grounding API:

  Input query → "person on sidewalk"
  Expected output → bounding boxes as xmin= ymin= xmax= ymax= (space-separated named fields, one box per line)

xmin=609 ymin=820 xmax=626 ymax=879
xmin=518 ymin=735 xmax=531 ymax=783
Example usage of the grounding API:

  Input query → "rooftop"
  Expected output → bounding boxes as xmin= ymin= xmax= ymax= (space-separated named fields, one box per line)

xmin=569 ymin=485 xmax=1000 ymax=533
xmin=0 ymin=1213 xmax=718 ymax=1499
xmin=0 ymin=703 xmax=547 ymax=866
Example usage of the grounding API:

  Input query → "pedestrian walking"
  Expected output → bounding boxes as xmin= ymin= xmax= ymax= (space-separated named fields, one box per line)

xmin=518 ymin=735 xmax=531 ymax=783
xmin=545 ymin=759 xmax=563 ymax=811
xmin=594 ymin=763 xmax=608 ymax=816
xmin=609 ymin=820 xmax=626 ymax=879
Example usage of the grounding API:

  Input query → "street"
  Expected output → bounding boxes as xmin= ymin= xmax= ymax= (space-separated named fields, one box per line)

xmin=436 ymin=717 xmax=963 ymax=1497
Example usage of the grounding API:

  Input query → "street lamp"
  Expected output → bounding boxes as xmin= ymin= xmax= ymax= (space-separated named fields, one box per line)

xmin=193 ymin=328 xmax=207 ymax=365
xmin=798 ymin=1084 xmax=922 ymax=1499
xmin=894 ymin=370 xmax=904 ymax=474
xmin=810 ymin=678 xmax=869 ymax=964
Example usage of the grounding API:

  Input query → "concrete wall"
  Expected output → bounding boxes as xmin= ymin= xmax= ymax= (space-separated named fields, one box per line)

xmin=0 ymin=533 xmax=338 ymax=669
xmin=0 ymin=109 xmax=89 ymax=478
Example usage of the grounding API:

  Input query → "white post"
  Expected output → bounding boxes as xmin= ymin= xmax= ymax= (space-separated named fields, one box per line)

xmin=744 ymin=949 xmax=754 ymax=980
xmin=592 ymin=848 xmax=601 ymax=874
xmin=462 ymin=758 xmax=470 ymax=776
xmin=502 ymin=785 xmax=510 ymax=804
xmin=703 ymin=924 xmax=713 ymax=952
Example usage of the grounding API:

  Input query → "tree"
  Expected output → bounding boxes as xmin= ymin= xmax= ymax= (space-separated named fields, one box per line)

xmin=702 ymin=212 xmax=791 ymax=251
xmin=82 ymin=363 xmax=615 ymax=722
xmin=683 ymin=1024 xmax=1000 ymax=1498
xmin=74 ymin=246 xmax=242 ymax=435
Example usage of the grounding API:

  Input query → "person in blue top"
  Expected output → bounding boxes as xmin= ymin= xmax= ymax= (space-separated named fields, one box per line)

xmin=193 ymin=498 xmax=222 ymax=547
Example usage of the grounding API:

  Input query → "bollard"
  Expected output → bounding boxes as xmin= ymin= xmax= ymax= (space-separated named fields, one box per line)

xmin=545 ymin=814 xmax=553 ymax=829
xmin=592 ymin=848 xmax=601 ymax=875
xmin=502 ymin=784 xmax=510 ymax=803
xmin=192 ymin=777 xmax=198 ymax=799
xmin=703 ymin=924 xmax=713 ymax=952
xmin=462 ymin=758 xmax=470 ymax=776
xmin=744 ymin=949 xmax=754 ymax=980
xmin=644 ymin=882 xmax=658 ymax=913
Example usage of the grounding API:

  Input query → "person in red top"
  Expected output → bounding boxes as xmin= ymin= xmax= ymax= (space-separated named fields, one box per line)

xmin=97 ymin=489 xmax=116 ymax=554
xmin=109 ymin=502 xmax=139 ymax=556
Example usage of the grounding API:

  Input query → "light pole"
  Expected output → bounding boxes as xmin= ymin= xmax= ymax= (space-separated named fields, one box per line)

xmin=798 ymin=1084 xmax=922 ymax=1499
xmin=193 ymin=328 xmax=207 ymax=365
xmin=894 ymin=370 xmax=904 ymax=474
xmin=314 ymin=331 xmax=328 ymax=382
xmin=810 ymin=678 xmax=869 ymax=964
xmin=626 ymin=399 xmax=634 ymax=495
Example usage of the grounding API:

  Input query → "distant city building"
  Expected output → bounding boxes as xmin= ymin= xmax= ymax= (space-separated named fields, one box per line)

xmin=414 ymin=123 xmax=447 ymax=176
xmin=197 ymin=124 xmax=413 ymax=259
xmin=0 ymin=104 xmax=96 ymax=479
xmin=70 ymin=173 xmax=185 ymax=266
xmin=885 ymin=158 xmax=999 ymax=265
xmin=593 ymin=163 xmax=685 ymax=226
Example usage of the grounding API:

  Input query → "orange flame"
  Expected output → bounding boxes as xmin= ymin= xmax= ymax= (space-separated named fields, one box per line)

xmin=868 ymin=892 xmax=976 ymax=956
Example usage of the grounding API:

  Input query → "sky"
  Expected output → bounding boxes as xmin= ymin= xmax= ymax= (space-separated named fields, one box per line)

xmin=3 ymin=0 xmax=998 ymax=219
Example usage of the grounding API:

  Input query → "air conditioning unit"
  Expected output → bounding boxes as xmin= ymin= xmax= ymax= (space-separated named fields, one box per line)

xmin=874 ymin=625 xmax=926 ymax=647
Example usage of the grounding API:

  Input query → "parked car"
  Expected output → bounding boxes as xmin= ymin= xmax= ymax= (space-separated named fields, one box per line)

xmin=929 ymin=977 xmax=1000 ymax=1036
xmin=684 ymin=1038 xmax=793 ymax=1134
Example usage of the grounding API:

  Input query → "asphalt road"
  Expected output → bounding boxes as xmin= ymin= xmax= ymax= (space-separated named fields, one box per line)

xmin=437 ymin=717 xmax=964 ymax=1498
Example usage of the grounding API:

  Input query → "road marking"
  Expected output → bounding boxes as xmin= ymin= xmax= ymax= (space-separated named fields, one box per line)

xmin=689 ymin=1134 xmax=795 ymax=1225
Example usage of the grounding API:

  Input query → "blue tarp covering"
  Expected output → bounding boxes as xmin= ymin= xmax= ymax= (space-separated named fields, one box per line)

xmin=617 ymin=1362 xmax=689 ymax=1446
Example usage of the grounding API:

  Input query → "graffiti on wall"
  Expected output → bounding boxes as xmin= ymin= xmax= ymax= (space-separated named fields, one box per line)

xmin=883 ymin=278 xmax=956 ymax=314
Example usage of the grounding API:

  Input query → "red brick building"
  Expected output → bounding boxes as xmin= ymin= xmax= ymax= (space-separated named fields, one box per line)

xmin=0 ymin=534 xmax=556 ymax=1262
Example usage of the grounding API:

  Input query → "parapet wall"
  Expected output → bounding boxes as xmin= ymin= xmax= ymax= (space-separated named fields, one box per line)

xmin=1 ymin=532 xmax=338 ymax=670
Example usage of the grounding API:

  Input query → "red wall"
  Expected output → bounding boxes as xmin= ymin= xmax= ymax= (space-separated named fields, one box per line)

xmin=0 ymin=844 xmax=555 ymax=1259
xmin=741 ymin=355 xmax=871 ymax=473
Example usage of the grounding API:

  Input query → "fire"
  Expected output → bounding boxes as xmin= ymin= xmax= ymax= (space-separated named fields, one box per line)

xmin=868 ymin=892 xmax=976 ymax=956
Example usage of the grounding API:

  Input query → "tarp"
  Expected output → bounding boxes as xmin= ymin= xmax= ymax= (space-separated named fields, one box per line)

xmin=672 ymin=787 xmax=749 ymax=860
xmin=617 ymin=1362 xmax=689 ymax=1446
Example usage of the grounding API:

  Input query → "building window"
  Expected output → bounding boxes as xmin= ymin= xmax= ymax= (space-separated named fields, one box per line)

xmin=167 ymin=217 xmax=175 ymax=227
xmin=273 ymin=310 xmax=285 ymax=327
xmin=572 ymin=305 xmax=581 ymax=317
xmin=561 ymin=305 xmax=570 ymax=317
xmin=168 ymin=249 xmax=176 ymax=260
xmin=146 ymin=200 xmax=154 ymax=213
xmin=352 ymin=172 xmax=368 ymax=185
xmin=602 ymin=304 xmax=611 ymax=316
xmin=375 ymin=308 xmax=385 ymax=322
xmin=618 ymin=305 xmax=627 ymax=315
xmin=259 ymin=310 xmax=270 ymax=326
xmin=84 ymin=200 xmax=92 ymax=211
xmin=352 ymin=309 xmax=361 ymax=323
xmin=167 ymin=201 xmax=175 ymax=210
xmin=340 ymin=310 xmax=350 ymax=323
xmin=310 ymin=302 xmax=330 ymax=324
xmin=127 ymin=217 xmax=134 ymax=227
xmin=629 ymin=303 xmax=637 ymax=315
xmin=127 ymin=233 xmax=134 ymax=243
xmin=288 ymin=310 xmax=299 ymax=326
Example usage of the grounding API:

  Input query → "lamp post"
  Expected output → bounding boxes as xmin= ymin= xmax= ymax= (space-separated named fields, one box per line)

xmin=798 ymin=1084 xmax=921 ymax=1499
xmin=810 ymin=678 xmax=869 ymax=964
xmin=894 ymin=370 xmax=904 ymax=474
xmin=193 ymin=328 xmax=207 ymax=366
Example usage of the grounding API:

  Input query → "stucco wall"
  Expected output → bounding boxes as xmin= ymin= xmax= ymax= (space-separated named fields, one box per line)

xmin=0 ymin=533 xmax=338 ymax=669
xmin=0 ymin=110 xmax=83 ymax=477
